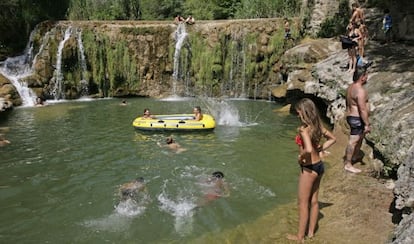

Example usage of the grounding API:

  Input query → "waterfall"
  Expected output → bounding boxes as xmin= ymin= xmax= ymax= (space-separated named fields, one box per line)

xmin=51 ymin=26 xmax=72 ymax=100
xmin=77 ymin=28 xmax=88 ymax=97
xmin=31 ymin=31 xmax=50 ymax=70
xmin=239 ymin=39 xmax=247 ymax=98
xmin=172 ymin=23 xmax=188 ymax=95
xmin=0 ymin=29 xmax=38 ymax=106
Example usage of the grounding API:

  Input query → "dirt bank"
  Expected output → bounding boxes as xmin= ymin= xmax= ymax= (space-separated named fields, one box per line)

xmin=304 ymin=127 xmax=395 ymax=243
xmin=268 ymin=127 xmax=395 ymax=244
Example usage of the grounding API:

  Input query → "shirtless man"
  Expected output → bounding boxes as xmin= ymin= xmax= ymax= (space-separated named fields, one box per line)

xmin=343 ymin=66 xmax=371 ymax=173
xmin=198 ymin=171 xmax=230 ymax=206
xmin=350 ymin=2 xmax=365 ymax=25
xmin=158 ymin=136 xmax=187 ymax=153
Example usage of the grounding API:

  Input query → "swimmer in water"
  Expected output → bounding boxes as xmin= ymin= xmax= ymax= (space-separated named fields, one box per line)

xmin=119 ymin=177 xmax=147 ymax=201
xmin=157 ymin=136 xmax=187 ymax=153
xmin=198 ymin=171 xmax=230 ymax=206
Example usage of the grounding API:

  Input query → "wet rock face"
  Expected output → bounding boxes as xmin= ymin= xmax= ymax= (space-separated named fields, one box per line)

xmin=0 ymin=73 xmax=21 ymax=107
xmin=8 ymin=19 xmax=297 ymax=101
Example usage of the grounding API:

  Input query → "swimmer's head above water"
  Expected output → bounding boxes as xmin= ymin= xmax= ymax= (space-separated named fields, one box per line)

xmin=212 ymin=171 xmax=224 ymax=179
xmin=135 ymin=177 xmax=144 ymax=183
xmin=166 ymin=137 xmax=174 ymax=144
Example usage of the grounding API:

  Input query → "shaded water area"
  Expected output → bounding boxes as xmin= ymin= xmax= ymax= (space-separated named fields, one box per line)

xmin=0 ymin=98 xmax=300 ymax=243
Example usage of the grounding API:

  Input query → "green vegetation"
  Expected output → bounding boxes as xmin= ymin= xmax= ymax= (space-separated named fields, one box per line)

xmin=317 ymin=0 xmax=349 ymax=38
xmin=67 ymin=0 xmax=300 ymax=21
xmin=1 ymin=0 xmax=301 ymax=58
xmin=79 ymin=30 xmax=139 ymax=97
xmin=0 ymin=0 xmax=69 ymax=59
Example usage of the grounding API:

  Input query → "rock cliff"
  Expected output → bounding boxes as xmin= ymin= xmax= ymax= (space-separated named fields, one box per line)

xmin=276 ymin=36 xmax=414 ymax=243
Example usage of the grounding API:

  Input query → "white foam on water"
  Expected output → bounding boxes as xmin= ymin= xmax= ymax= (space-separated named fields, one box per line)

xmin=158 ymin=95 xmax=194 ymax=102
xmin=157 ymin=177 xmax=198 ymax=236
xmin=158 ymin=192 xmax=196 ymax=236
xmin=115 ymin=198 xmax=147 ymax=217
xmin=82 ymin=212 xmax=134 ymax=232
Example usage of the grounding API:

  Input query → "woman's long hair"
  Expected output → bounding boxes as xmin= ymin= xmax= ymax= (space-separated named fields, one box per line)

xmin=295 ymin=98 xmax=323 ymax=145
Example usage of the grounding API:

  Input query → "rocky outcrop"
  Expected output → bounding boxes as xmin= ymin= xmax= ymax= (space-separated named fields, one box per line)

xmin=0 ymin=73 xmax=18 ymax=111
xmin=276 ymin=36 xmax=414 ymax=243
xmin=304 ymin=0 xmax=340 ymax=36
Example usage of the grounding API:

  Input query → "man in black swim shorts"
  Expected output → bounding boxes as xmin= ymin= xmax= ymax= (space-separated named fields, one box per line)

xmin=347 ymin=116 xmax=365 ymax=135
xmin=343 ymin=66 xmax=371 ymax=173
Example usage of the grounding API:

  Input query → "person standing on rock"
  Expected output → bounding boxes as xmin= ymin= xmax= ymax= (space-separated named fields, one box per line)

xmin=343 ymin=65 xmax=371 ymax=173
xmin=382 ymin=8 xmax=392 ymax=44
xmin=350 ymin=2 xmax=365 ymax=25
xmin=287 ymin=98 xmax=336 ymax=242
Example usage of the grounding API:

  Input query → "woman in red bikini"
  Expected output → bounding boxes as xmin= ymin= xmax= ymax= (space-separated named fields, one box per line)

xmin=287 ymin=98 xmax=336 ymax=243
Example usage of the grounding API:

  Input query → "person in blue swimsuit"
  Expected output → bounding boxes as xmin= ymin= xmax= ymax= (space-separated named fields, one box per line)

xmin=287 ymin=98 xmax=336 ymax=242
xmin=382 ymin=9 xmax=392 ymax=44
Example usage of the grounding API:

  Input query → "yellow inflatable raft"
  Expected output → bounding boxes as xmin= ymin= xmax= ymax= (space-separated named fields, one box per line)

xmin=132 ymin=114 xmax=216 ymax=131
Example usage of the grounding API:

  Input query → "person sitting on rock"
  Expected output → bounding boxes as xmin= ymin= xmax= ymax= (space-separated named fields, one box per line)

xmin=174 ymin=15 xmax=185 ymax=24
xmin=185 ymin=15 xmax=195 ymax=25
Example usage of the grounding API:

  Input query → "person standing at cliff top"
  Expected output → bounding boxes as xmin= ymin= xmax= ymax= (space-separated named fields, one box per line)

xmin=343 ymin=65 xmax=371 ymax=173
xmin=284 ymin=18 xmax=292 ymax=40
xmin=350 ymin=2 xmax=365 ymax=25
xmin=382 ymin=9 xmax=392 ymax=44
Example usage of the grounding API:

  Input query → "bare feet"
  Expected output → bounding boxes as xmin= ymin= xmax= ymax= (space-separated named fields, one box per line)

xmin=287 ymin=234 xmax=304 ymax=243
xmin=344 ymin=165 xmax=362 ymax=173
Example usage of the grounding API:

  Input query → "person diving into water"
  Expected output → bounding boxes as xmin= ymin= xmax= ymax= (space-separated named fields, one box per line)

xmin=119 ymin=177 xmax=147 ymax=201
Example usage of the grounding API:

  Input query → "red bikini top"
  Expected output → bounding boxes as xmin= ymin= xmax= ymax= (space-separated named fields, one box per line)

xmin=295 ymin=134 xmax=320 ymax=149
xmin=295 ymin=134 xmax=303 ymax=146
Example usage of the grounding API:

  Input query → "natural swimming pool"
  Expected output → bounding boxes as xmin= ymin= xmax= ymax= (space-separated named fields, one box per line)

xmin=0 ymin=97 xmax=300 ymax=243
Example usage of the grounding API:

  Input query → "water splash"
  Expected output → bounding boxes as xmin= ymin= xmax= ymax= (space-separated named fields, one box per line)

xmin=51 ymin=26 xmax=72 ymax=100
xmin=157 ymin=179 xmax=197 ymax=236
xmin=115 ymin=198 xmax=147 ymax=217
xmin=201 ymin=98 xmax=259 ymax=127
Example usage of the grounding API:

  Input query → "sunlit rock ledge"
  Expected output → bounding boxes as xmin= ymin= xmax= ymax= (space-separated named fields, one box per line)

xmin=277 ymin=36 xmax=414 ymax=243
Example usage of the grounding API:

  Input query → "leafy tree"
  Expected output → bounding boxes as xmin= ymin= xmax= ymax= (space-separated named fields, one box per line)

xmin=0 ymin=0 xmax=69 ymax=59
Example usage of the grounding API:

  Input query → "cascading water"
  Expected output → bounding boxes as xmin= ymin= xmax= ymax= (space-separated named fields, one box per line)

xmin=0 ymin=30 xmax=38 ymax=106
xmin=31 ymin=31 xmax=50 ymax=70
xmin=224 ymin=33 xmax=247 ymax=99
xmin=77 ymin=28 xmax=88 ymax=97
xmin=172 ymin=23 xmax=189 ymax=95
xmin=51 ymin=26 xmax=72 ymax=100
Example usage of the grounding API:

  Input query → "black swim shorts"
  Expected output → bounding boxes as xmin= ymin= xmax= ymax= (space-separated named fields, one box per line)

xmin=347 ymin=116 xmax=365 ymax=135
